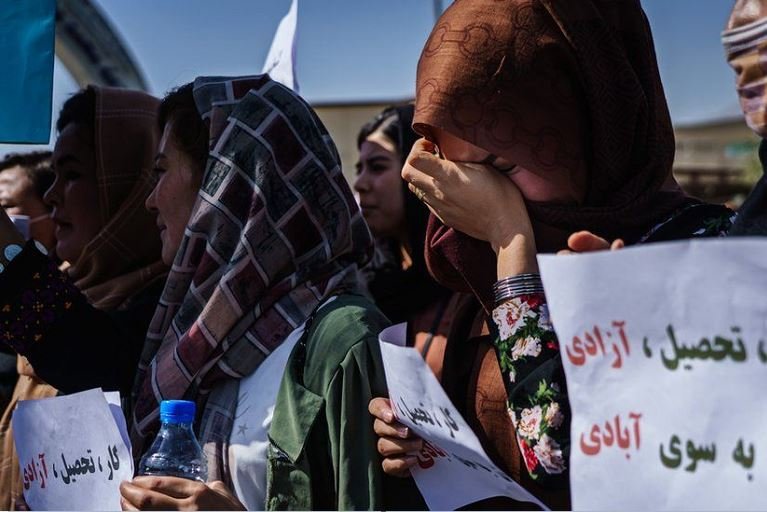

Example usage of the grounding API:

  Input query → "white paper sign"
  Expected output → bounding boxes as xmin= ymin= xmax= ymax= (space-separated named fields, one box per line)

xmin=104 ymin=391 xmax=131 ymax=452
xmin=12 ymin=388 xmax=133 ymax=511
xmin=539 ymin=238 xmax=767 ymax=511
xmin=379 ymin=324 xmax=547 ymax=510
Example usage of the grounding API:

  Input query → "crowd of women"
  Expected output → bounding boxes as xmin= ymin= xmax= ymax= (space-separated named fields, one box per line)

xmin=0 ymin=0 xmax=765 ymax=509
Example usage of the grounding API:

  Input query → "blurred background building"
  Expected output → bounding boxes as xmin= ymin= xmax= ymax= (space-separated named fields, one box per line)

xmin=673 ymin=118 xmax=760 ymax=205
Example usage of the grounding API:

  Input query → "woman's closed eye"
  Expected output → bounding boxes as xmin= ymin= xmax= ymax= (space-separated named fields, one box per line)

xmin=474 ymin=153 xmax=517 ymax=174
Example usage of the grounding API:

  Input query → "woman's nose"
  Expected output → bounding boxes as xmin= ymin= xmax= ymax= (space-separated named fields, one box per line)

xmin=354 ymin=169 xmax=370 ymax=194
xmin=43 ymin=177 xmax=61 ymax=207
xmin=145 ymin=182 xmax=159 ymax=212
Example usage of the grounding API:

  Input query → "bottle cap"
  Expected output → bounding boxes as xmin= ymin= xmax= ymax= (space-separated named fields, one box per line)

xmin=160 ymin=400 xmax=196 ymax=424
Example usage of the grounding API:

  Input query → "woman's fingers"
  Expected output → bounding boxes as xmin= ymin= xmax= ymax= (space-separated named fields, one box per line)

xmin=129 ymin=476 xmax=198 ymax=498
xmin=121 ymin=476 xmax=245 ymax=510
xmin=567 ymin=231 xmax=611 ymax=252
xmin=120 ymin=496 xmax=140 ymax=511
xmin=402 ymin=163 xmax=438 ymax=197
xmin=373 ymin=418 xmax=412 ymax=439
xmin=202 ymin=480 xmax=247 ymax=510
xmin=120 ymin=481 xmax=182 ymax=510
xmin=402 ymin=139 xmax=451 ymax=183
xmin=564 ymin=231 xmax=626 ymax=254
xmin=411 ymin=137 xmax=437 ymax=154
xmin=377 ymin=435 xmax=423 ymax=457
xmin=368 ymin=397 xmax=394 ymax=422
xmin=382 ymin=455 xmax=419 ymax=478
xmin=208 ymin=481 xmax=231 ymax=494
xmin=370 ymin=397 xmax=414 ymax=438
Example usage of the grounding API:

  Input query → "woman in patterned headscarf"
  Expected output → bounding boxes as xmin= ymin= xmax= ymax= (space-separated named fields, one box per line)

xmin=118 ymin=76 xmax=419 ymax=510
xmin=0 ymin=86 xmax=165 ymax=510
xmin=370 ymin=0 xmax=734 ymax=508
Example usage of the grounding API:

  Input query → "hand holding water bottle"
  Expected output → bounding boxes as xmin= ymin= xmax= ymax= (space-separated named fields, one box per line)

xmin=120 ymin=400 xmax=245 ymax=510
xmin=120 ymin=476 xmax=244 ymax=511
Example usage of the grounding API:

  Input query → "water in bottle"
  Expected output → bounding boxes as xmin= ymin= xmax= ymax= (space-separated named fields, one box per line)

xmin=137 ymin=400 xmax=208 ymax=482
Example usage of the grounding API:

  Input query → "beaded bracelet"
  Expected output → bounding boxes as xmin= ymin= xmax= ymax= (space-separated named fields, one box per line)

xmin=493 ymin=272 xmax=544 ymax=307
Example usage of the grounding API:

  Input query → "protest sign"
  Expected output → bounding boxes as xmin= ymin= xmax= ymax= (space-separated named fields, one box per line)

xmin=538 ymin=238 xmax=767 ymax=510
xmin=0 ymin=1 xmax=55 ymax=143
xmin=13 ymin=388 xmax=133 ymax=511
xmin=379 ymin=325 xmax=547 ymax=510
xmin=104 ymin=391 xmax=131 ymax=451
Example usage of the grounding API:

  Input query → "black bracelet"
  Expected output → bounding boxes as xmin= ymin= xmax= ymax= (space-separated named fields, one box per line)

xmin=493 ymin=273 xmax=544 ymax=307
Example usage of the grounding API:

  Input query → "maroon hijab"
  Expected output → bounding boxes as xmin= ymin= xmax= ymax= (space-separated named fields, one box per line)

xmin=415 ymin=0 xmax=691 ymax=310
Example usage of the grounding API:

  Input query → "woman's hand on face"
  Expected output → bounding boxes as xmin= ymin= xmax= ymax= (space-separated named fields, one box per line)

xmin=368 ymin=397 xmax=423 ymax=478
xmin=401 ymin=139 xmax=533 ymax=254
xmin=557 ymin=231 xmax=625 ymax=255
xmin=119 ymin=476 xmax=245 ymax=511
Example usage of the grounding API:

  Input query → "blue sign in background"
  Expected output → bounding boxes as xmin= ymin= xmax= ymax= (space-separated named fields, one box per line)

xmin=0 ymin=1 xmax=55 ymax=144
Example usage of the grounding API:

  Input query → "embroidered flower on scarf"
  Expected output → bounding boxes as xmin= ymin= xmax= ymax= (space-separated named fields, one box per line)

xmin=533 ymin=434 xmax=566 ymax=475
xmin=491 ymin=293 xmax=569 ymax=482
xmin=523 ymin=293 xmax=544 ymax=310
xmin=520 ymin=438 xmax=540 ymax=473
xmin=492 ymin=297 xmax=537 ymax=340
xmin=511 ymin=335 xmax=542 ymax=361
xmin=518 ymin=405 xmax=543 ymax=439
xmin=544 ymin=401 xmax=564 ymax=429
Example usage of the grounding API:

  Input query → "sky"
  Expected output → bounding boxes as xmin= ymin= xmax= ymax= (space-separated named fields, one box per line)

xmin=0 ymin=0 xmax=746 ymax=156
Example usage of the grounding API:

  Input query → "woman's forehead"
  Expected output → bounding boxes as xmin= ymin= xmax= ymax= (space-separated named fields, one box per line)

xmin=363 ymin=130 xmax=398 ymax=155
xmin=52 ymin=123 xmax=94 ymax=166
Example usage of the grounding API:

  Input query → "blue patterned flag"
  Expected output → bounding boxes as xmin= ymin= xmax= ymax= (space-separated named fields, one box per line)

xmin=0 ymin=1 xmax=55 ymax=143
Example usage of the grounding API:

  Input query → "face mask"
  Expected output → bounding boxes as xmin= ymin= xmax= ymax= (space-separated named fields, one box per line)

xmin=8 ymin=213 xmax=50 ymax=240
xmin=9 ymin=215 xmax=29 ymax=239
xmin=28 ymin=213 xmax=51 ymax=225
xmin=723 ymin=16 xmax=767 ymax=137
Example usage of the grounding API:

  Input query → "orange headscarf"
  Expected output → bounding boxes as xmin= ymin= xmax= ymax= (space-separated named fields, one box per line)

xmin=0 ymin=86 xmax=166 ymax=510
xmin=415 ymin=0 xmax=691 ymax=309
xmin=67 ymin=86 xmax=167 ymax=310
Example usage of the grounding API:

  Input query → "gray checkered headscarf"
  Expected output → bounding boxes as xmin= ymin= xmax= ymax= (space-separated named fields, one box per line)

xmin=130 ymin=75 xmax=373 ymax=484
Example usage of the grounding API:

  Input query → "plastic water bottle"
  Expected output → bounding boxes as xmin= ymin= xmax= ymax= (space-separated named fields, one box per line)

xmin=137 ymin=400 xmax=208 ymax=482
